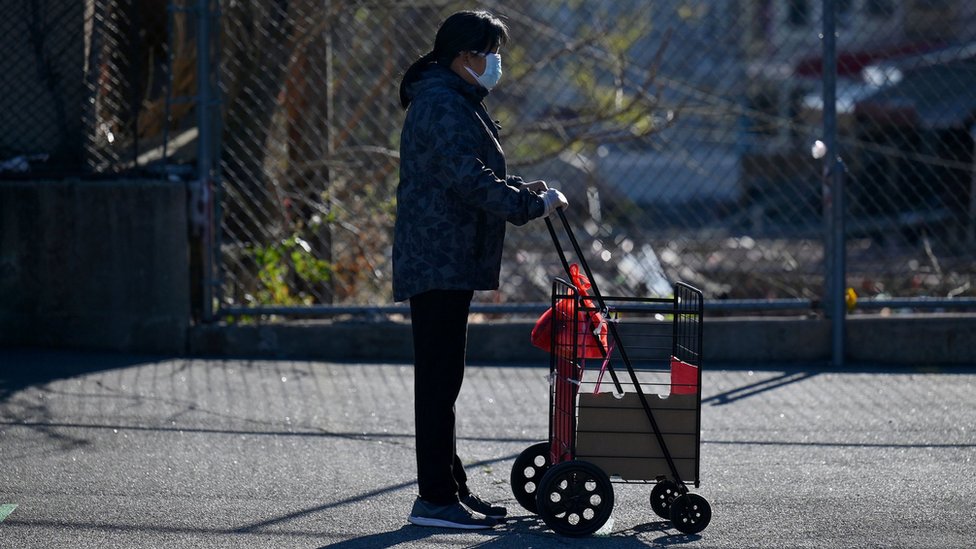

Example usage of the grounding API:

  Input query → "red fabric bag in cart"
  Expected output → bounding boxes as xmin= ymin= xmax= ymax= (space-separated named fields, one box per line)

xmin=530 ymin=264 xmax=609 ymax=359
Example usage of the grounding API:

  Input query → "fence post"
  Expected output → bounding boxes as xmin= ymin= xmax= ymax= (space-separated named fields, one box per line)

xmin=196 ymin=0 xmax=215 ymax=322
xmin=822 ymin=0 xmax=845 ymax=366
xmin=969 ymin=124 xmax=976 ymax=248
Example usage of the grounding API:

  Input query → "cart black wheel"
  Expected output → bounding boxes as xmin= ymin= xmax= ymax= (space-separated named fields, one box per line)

xmin=650 ymin=479 xmax=682 ymax=519
xmin=510 ymin=442 xmax=550 ymax=514
xmin=669 ymin=493 xmax=711 ymax=535
xmin=536 ymin=460 xmax=614 ymax=537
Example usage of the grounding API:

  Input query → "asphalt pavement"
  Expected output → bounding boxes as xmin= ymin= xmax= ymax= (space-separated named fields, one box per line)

xmin=1 ymin=348 xmax=974 ymax=548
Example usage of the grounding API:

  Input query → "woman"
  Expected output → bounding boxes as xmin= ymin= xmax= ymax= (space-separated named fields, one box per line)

xmin=393 ymin=10 xmax=567 ymax=530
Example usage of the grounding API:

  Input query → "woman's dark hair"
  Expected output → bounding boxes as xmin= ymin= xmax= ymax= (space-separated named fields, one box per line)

xmin=399 ymin=10 xmax=510 ymax=109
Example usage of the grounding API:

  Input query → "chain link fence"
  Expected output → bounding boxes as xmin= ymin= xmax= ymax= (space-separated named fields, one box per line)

xmin=1 ymin=0 xmax=182 ymax=178
xmin=7 ymin=1 xmax=975 ymax=316
xmin=212 ymin=0 xmax=976 ymax=317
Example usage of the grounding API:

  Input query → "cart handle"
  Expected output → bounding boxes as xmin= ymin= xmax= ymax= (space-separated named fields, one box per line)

xmin=544 ymin=209 xmax=623 ymax=393
xmin=544 ymin=208 xmax=608 ymax=313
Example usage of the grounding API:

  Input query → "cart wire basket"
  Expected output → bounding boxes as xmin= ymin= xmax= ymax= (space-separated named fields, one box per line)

xmin=512 ymin=209 xmax=711 ymax=537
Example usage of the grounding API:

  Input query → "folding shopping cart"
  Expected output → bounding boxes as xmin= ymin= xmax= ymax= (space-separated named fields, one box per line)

xmin=511 ymin=209 xmax=711 ymax=537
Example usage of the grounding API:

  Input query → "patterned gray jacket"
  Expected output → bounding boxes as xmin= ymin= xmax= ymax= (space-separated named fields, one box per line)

xmin=392 ymin=64 xmax=546 ymax=302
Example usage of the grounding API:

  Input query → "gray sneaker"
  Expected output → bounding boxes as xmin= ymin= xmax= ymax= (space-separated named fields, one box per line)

xmin=407 ymin=498 xmax=497 ymax=529
xmin=461 ymin=493 xmax=508 ymax=520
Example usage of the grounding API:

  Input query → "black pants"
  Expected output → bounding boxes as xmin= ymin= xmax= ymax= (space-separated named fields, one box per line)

xmin=409 ymin=289 xmax=474 ymax=505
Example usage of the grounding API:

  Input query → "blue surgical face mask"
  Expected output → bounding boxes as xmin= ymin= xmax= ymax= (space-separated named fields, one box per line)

xmin=465 ymin=52 xmax=502 ymax=90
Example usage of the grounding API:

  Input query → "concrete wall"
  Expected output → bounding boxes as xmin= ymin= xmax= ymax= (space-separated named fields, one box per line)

xmin=188 ymin=314 xmax=976 ymax=366
xmin=0 ymin=179 xmax=190 ymax=353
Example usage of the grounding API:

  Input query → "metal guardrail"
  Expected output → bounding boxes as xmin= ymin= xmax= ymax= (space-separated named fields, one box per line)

xmin=218 ymin=295 xmax=976 ymax=320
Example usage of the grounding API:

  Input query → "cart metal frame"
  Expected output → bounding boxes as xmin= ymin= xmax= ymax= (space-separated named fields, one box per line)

xmin=510 ymin=210 xmax=711 ymax=537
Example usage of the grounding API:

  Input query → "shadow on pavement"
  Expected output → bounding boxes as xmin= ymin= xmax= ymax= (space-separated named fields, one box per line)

xmin=315 ymin=524 xmax=436 ymax=548
xmin=701 ymin=361 xmax=976 ymax=408
xmin=0 ymin=348 xmax=166 ymax=403
xmin=318 ymin=515 xmax=701 ymax=548
xmin=703 ymin=370 xmax=819 ymax=406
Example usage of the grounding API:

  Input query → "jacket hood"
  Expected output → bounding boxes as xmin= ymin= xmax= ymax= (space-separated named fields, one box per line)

xmin=406 ymin=64 xmax=489 ymax=104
